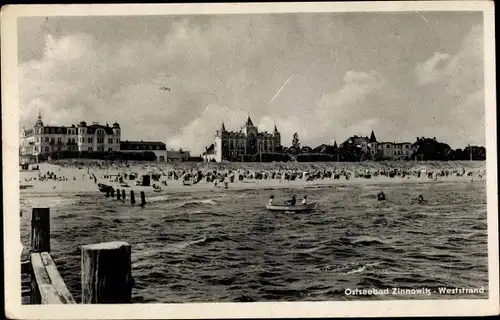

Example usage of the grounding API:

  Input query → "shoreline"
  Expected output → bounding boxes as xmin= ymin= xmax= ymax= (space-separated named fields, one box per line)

xmin=20 ymin=161 xmax=486 ymax=196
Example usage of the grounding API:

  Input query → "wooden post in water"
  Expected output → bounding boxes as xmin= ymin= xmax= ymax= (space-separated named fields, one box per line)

xmin=81 ymin=241 xmax=132 ymax=304
xmin=121 ymin=190 xmax=126 ymax=200
xmin=117 ymin=189 xmax=121 ymax=200
xmin=130 ymin=191 xmax=136 ymax=205
xmin=31 ymin=208 xmax=50 ymax=253
xmin=140 ymin=191 xmax=146 ymax=206
xmin=111 ymin=188 xmax=115 ymax=198
xmin=105 ymin=190 xmax=110 ymax=198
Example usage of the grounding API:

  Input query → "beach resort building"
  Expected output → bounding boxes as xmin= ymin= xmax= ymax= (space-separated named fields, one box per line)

xmin=166 ymin=149 xmax=191 ymax=161
xmin=212 ymin=116 xmax=282 ymax=162
xmin=377 ymin=142 xmax=413 ymax=160
xmin=340 ymin=130 xmax=379 ymax=157
xmin=340 ymin=130 xmax=416 ymax=160
xmin=119 ymin=141 xmax=167 ymax=161
xmin=20 ymin=113 xmax=177 ymax=162
xmin=20 ymin=113 xmax=121 ymax=160
xmin=202 ymin=144 xmax=216 ymax=162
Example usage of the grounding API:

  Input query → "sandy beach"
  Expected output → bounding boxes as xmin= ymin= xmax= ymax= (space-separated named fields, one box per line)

xmin=19 ymin=160 xmax=486 ymax=196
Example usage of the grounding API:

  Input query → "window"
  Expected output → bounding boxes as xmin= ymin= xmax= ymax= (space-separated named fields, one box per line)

xmin=88 ymin=147 xmax=92 ymax=151
xmin=116 ymin=138 xmax=120 ymax=143
xmin=97 ymin=137 xmax=104 ymax=144
xmin=45 ymin=147 xmax=49 ymax=152
xmin=45 ymin=137 xmax=49 ymax=142
xmin=88 ymin=138 xmax=93 ymax=143
xmin=108 ymin=147 xmax=113 ymax=151
xmin=57 ymin=137 xmax=62 ymax=143
xmin=108 ymin=138 xmax=113 ymax=144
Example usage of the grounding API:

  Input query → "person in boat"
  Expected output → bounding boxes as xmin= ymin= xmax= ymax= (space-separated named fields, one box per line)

xmin=418 ymin=194 xmax=427 ymax=204
xmin=377 ymin=191 xmax=386 ymax=201
xmin=301 ymin=195 xmax=307 ymax=205
xmin=285 ymin=195 xmax=297 ymax=206
xmin=268 ymin=195 xmax=275 ymax=206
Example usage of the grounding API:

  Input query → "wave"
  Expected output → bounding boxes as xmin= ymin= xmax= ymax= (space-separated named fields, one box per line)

xmin=350 ymin=236 xmax=391 ymax=245
xmin=21 ymin=197 xmax=81 ymax=208
xmin=172 ymin=237 xmax=208 ymax=250
xmin=146 ymin=195 xmax=172 ymax=203
xmin=176 ymin=199 xmax=218 ymax=209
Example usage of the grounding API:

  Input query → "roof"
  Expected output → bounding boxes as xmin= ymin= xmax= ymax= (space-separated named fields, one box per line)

xmin=203 ymin=144 xmax=215 ymax=155
xmin=87 ymin=124 xmax=114 ymax=135
xmin=120 ymin=140 xmax=166 ymax=151
xmin=245 ymin=116 xmax=254 ymax=126
xmin=343 ymin=136 xmax=370 ymax=145
xmin=42 ymin=126 xmax=68 ymax=134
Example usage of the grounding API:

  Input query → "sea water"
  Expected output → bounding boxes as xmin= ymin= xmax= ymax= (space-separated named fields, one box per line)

xmin=20 ymin=180 xmax=488 ymax=303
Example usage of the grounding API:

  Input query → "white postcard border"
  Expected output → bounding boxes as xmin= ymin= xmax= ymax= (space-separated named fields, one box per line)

xmin=2 ymin=2 xmax=498 ymax=319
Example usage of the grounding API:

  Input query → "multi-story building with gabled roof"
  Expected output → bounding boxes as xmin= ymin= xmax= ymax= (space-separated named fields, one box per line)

xmin=212 ymin=116 xmax=281 ymax=162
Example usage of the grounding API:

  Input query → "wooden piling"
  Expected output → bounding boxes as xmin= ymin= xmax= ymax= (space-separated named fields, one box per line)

xmin=111 ymin=188 xmax=115 ymax=197
xmin=105 ymin=190 xmax=110 ymax=198
xmin=130 ymin=191 xmax=136 ymax=205
xmin=140 ymin=191 xmax=146 ymax=206
xmin=81 ymin=241 xmax=133 ymax=304
xmin=31 ymin=208 xmax=50 ymax=253
xmin=121 ymin=190 xmax=126 ymax=200
xmin=117 ymin=189 xmax=121 ymax=200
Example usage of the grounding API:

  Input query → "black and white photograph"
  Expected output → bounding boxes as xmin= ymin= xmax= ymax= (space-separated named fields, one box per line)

xmin=2 ymin=2 xmax=498 ymax=319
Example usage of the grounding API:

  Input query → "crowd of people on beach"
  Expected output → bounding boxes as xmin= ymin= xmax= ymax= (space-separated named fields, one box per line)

xmin=21 ymin=159 xmax=486 ymax=193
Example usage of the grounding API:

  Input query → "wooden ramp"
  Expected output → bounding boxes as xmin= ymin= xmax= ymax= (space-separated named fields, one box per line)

xmin=29 ymin=252 xmax=76 ymax=304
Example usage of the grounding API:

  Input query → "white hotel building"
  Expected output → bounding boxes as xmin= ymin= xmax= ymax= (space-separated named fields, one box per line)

xmin=20 ymin=113 xmax=177 ymax=162
xmin=20 ymin=113 xmax=121 ymax=159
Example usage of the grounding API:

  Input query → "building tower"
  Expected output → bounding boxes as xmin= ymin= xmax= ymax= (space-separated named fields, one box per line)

xmin=35 ymin=111 xmax=44 ymax=128
xmin=214 ymin=121 xmax=226 ymax=162
xmin=369 ymin=128 xmax=378 ymax=156
xmin=273 ymin=124 xmax=281 ymax=152
xmin=33 ymin=111 xmax=44 ymax=157
xmin=77 ymin=120 xmax=87 ymax=151
xmin=244 ymin=116 xmax=258 ymax=155
xmin=112 ymin=122 xmax=121 ymax=147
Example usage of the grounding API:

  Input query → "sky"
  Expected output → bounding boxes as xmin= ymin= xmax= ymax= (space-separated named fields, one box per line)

xmin=17 ymin=11 xmax=485 ymax=154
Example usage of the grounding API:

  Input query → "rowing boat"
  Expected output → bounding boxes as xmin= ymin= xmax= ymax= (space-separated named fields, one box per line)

xmin=98 ymin=183 xmax=113 ymax=193
xmin=265 ymin=202 xmax=316 ymax=212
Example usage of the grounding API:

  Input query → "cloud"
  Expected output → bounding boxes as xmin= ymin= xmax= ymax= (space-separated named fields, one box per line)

xmin=412 ymin=24 xmax=484 ymax=147
xmin=306 ymin=70 xmax=385 ymax=141
xmin=414 ymin=52 xmax=451 ymax=86
xmin=414 ymin=24 xmax=483 ymax=94
xmin=18 ymin=15 xmax=485 ymax=154
xmin=167 ymin=104 xmax=248 ymax=154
